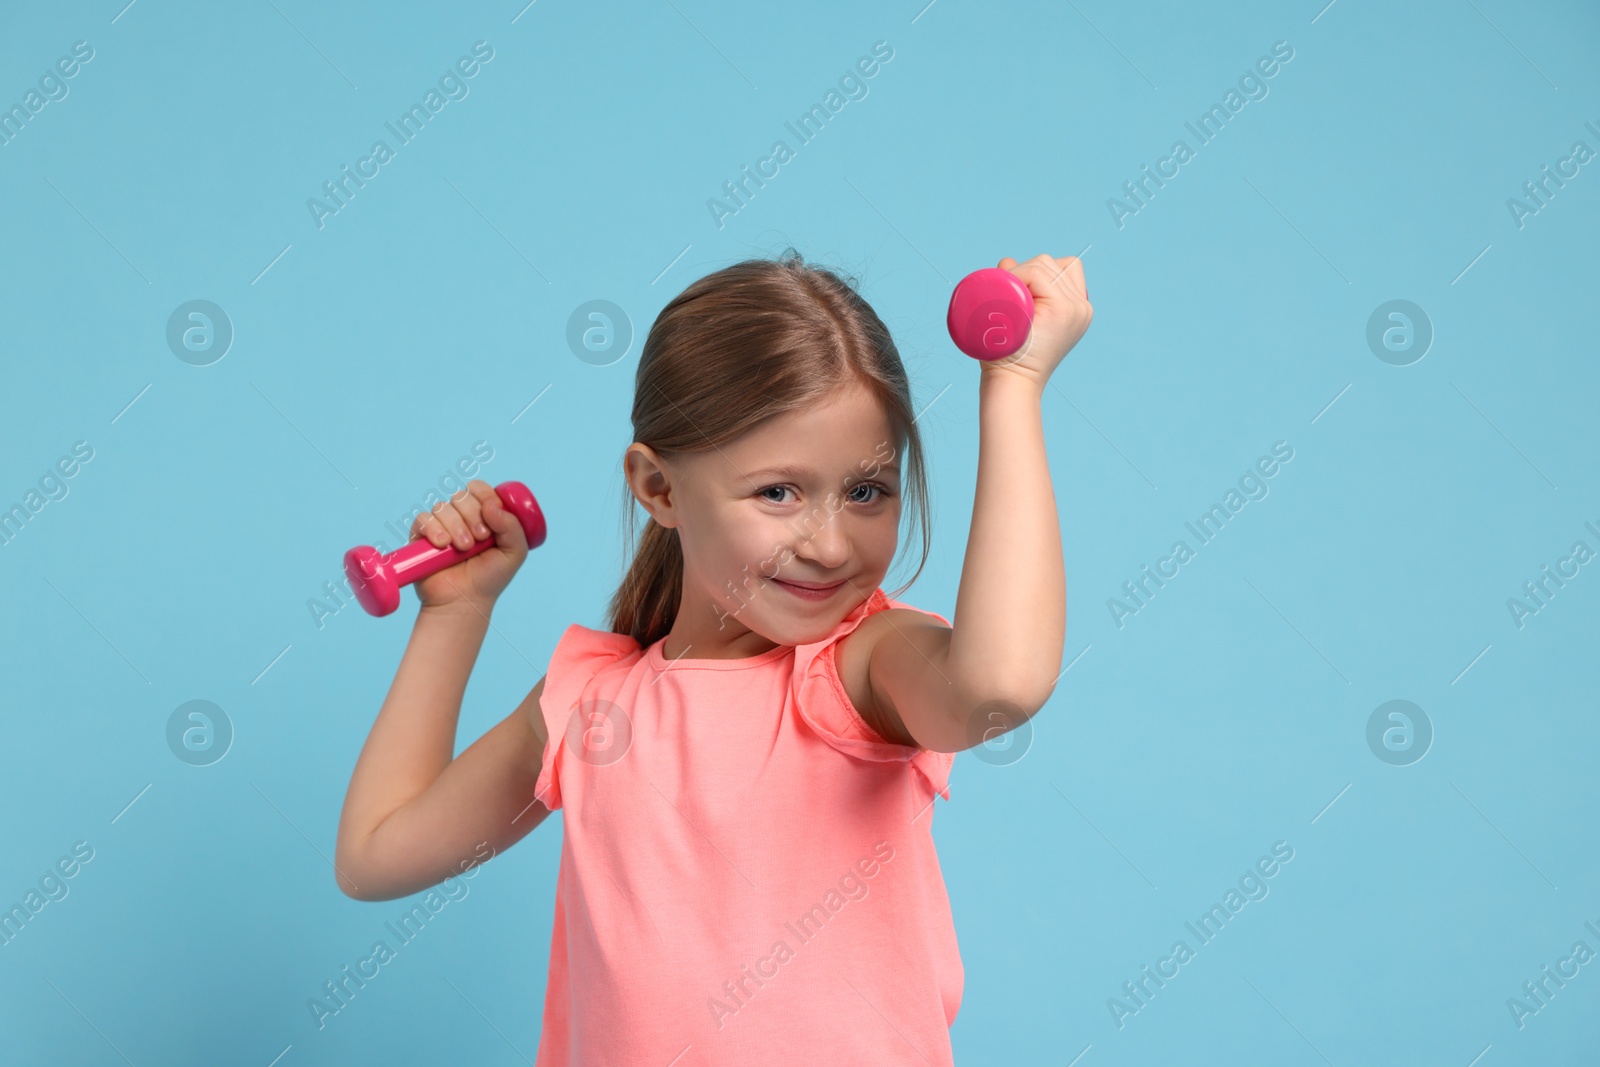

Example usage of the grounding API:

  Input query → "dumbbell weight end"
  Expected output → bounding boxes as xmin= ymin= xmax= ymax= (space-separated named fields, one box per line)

xmin=343 ymin=480 xmax=547 ymax=617
xmin=947 ymin=267 xmax=1036 ymax=361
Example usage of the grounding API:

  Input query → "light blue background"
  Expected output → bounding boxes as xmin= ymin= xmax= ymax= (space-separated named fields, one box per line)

xmin=2 ymin=0 xmax=1596 ymax=1063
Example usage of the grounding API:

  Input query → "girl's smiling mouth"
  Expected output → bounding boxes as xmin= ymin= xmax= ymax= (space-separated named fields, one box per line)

xmin=771 ymin=577 xmax=846 ymax=600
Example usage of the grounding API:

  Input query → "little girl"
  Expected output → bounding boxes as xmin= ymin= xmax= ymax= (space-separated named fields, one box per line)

xmin=335 ymin=250 xmax=1091 ymax=1065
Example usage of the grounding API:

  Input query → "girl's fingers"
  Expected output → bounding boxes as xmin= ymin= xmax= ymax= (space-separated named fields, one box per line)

xmin=431 ymin=499 xmax=475 ymax=551
xmin=1011 ymin=254 xmax=1087 ymax=302
xmin=451 ymin=487 xmax=489 ymax=541
xmin=409 ymin=480 xmax=519 ymax=556
xmin=481 ymin=495 xmax=527 ymax=552
xmin=465 ymin=480 xmax=499 ymax=539
xmin=469 ymin=479 xmax=528 ymax=553
xmin=412 ymin=510 xmax=450 ymax=549
xmin=1009 ymin=258 xmax=1056 ymax=301
xmin=1051 ymin=257 xmax=1087 ymax=299
xmin=998 ymin=253 xmax=1087 ymax=297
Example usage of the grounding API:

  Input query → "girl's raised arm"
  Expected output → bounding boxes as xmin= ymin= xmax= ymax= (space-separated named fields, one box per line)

xmin=855 ymin=254 xmax=1091 ymax=752
xmin=334 ymin=482 xmax=552 ymax=901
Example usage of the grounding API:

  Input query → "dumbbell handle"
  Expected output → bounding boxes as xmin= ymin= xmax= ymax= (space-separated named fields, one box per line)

xmin=343 ymin=480 xmax=547 ymax=617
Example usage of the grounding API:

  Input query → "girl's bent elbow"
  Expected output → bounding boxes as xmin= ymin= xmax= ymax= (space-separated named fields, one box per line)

xmin=335 ymin=868 xmax=364 ymax=900
xmin=333 ymin=834 xmax=390 ymax=901
xmin=334 ymin=855 xmax=375 ymax=900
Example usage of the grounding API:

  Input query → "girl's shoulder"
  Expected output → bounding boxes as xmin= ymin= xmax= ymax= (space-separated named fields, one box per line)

xmin=549 ymin=621 xmax=642 ymax=671
xmin=532 ymin=623 xmax=644 ymax=813
xmin=829 ymin=591 xmax=951 ymax=742
xmin=539 ymin=622 xmax=642 ymax=733
xmin=794 ymin=589 xmax=955 ymax=800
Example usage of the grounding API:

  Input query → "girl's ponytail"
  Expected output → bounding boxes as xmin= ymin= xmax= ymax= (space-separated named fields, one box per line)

xmin=607 ymin=513 xmax=683 ymax=650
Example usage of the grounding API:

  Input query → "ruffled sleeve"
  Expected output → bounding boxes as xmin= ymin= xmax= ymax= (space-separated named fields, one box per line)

xmin=534 ymin=623 xmax=640 ymax=811
xmin=790 ymin=588 xmax=957 ymax=802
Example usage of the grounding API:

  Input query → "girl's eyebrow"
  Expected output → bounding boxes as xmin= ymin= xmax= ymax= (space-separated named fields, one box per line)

xmin=746 ymin=462 xmax=899 ymax=480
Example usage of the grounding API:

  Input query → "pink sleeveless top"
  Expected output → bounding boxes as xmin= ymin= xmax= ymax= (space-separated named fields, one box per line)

xmin=531 ymin=586 xmax=963 ymax=1065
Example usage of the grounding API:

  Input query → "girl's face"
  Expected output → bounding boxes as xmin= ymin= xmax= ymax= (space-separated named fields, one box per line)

xmin=626 ymin=384 xmax=904 ymax=656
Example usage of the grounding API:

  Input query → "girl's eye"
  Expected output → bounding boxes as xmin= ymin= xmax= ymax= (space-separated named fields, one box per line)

xmin=848 ymin=483 xmax=886 ymax=504
xmin=759 ymin=483 xmax=889 ymax=504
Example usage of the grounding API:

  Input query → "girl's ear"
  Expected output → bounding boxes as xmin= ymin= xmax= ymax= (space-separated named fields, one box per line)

xmin=623 ymin=443 xmax=679 ymax=528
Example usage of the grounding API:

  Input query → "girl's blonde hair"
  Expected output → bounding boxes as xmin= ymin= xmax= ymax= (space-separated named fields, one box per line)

xmin=607 ymin=250 xmax=932 ymax=648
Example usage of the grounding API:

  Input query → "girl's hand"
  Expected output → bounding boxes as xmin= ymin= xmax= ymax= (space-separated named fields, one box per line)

xmin=983 ymin=254 xmax=1093 ymax=390
xmin=409 ymin=479 xmax=529 ymax=615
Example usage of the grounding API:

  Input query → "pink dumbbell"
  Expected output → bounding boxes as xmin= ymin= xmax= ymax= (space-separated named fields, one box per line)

xmin=947 ymin=267 xmax=1036 ymax=360
xmin=343 ymin=480 xmax=547 ymax=617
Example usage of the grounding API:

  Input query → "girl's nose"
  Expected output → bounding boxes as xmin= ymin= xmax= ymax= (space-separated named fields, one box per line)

xmin=792 ymin=516 xmax=850 ymax=570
